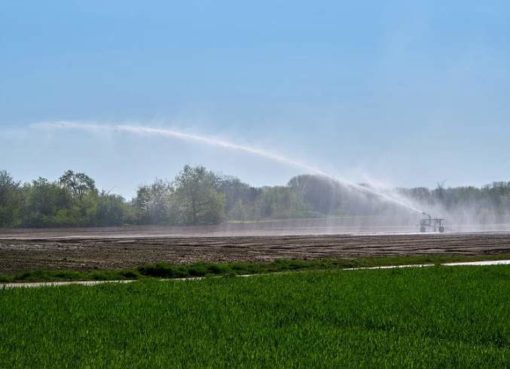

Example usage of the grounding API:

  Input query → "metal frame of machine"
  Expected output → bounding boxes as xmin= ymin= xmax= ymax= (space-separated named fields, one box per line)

xmin=420 ymin=213 xmax=445 ymax=233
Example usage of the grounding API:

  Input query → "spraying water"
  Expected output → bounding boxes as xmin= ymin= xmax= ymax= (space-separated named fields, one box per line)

xmin=33 ymin=121 xmax=424 ymax=214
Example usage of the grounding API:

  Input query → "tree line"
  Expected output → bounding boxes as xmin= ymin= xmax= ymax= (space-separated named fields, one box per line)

xmin=0 ymin=166 xmax=509 ymax=228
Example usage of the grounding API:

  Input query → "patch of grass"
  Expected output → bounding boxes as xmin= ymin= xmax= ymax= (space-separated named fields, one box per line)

xmin=1 ymin=266 xmax=510 ymax=368
xmin=2 ymin=253 xmax=510 ymax=283
xmin=0 ymin=268 xmax=141 ymax=284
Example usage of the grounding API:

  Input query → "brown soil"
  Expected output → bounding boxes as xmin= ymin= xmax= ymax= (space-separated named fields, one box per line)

xmin=1 ymin=226 xmax=510 ymax=273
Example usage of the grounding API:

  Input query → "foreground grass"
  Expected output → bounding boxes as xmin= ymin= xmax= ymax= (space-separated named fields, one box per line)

xmin=2 ymin=253 xmax=510 ymax=283
xmin=1 ymin=266 xmax=510 ymax=368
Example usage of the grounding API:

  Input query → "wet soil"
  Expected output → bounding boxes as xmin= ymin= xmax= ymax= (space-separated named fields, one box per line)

xmin=1 ymin=226 xmax=509 ymax=273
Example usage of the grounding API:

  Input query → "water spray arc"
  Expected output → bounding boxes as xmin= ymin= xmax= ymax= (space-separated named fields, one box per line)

xmin=33 ymin=121 xmax=424 ymax=214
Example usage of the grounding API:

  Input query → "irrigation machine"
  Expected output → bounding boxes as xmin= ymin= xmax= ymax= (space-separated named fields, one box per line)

xmin=419 ymin=213 xmax=445 ymax=233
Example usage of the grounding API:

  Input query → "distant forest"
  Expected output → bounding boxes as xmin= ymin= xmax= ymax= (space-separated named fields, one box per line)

xmin=0 ymin=166 xmax=509 ymax=228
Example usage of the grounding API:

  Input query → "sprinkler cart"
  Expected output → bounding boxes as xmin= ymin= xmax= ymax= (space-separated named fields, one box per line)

xmin=420 ymin=213 xmax=445 ymax=233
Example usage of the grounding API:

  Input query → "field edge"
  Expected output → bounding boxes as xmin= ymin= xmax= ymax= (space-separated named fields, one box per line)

xmin=3 ymin=253 xmax=510 ymax=284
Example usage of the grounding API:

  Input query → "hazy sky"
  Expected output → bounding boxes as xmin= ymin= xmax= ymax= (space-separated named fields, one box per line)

xmin=1 ymin=1 xmax=509 ymax=198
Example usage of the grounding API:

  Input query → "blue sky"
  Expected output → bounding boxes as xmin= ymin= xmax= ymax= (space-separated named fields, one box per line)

xmin=1 ymin=0 xmax=509 ymax=198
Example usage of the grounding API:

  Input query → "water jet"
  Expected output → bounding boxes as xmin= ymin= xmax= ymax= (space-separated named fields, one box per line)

xmin=33 ymin=121 xmax=426 ymax=216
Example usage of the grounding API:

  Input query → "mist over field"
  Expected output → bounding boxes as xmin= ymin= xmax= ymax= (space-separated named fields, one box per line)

xmin=0 ymin=121 xmax=508 ymax=234
xmin=1 ymin=161 xmax=508 ymax=233
xmin=2 ymin=2 xmax=510 ymax=368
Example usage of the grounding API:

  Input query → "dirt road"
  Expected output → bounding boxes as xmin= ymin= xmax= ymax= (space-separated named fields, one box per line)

xmin=1 ymin=228 xmax=510 ymax=273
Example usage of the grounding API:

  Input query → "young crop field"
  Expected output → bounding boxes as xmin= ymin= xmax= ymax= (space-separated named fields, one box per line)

xmin=1 ymin=266 xmax=510 ymax=368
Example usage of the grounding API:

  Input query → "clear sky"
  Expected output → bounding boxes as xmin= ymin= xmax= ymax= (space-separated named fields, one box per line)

xmin=1 ymin=0 xmax=509 ymax=198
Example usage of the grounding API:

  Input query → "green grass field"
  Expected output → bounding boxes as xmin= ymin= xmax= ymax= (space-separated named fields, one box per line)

xmin=2 ymin=266 xmax=510 ymax=368
xmin=3 ymin=253 xmax=510 ymax=283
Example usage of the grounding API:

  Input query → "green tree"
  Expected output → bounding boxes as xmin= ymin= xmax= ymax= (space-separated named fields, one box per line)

xmin=0 ymin=171 xmax=22 ymax=227
xmin=58 ymin=170 xmax=99 ymax=226
xmin=254 ymin=186 xmax=309 ymax=219
xmin=133 ymin=180 xmax=174 ymax=225
xmin=59 ymin=170 xmax=97 ymax=199
xmin=21 ymin=178 xmax=70 ymax=227
xmin=96 ymin=192 xmax=130 ymax=226
xmin=288 ymin=175 xmax=342 ymax=215
xmin=173 ymin=166 xmax=225 ymax=225
xmin=216 ymin=176 xmax=260 ymax=220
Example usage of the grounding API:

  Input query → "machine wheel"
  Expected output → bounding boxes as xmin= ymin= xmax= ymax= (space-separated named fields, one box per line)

xmin=439 ymin=226 xmax=445 ymax=233
xmin=420 ymin=226 xmax=426 ymax=233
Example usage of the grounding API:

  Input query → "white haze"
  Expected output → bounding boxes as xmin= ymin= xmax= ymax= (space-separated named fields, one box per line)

xmin=30 ymin=120 xmax=510 ymax=233
xmin=33 ymin=121 xmax=424 ymax=213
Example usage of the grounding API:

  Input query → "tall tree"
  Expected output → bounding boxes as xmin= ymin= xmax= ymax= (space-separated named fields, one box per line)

xmin=96 ymin=192 xmax=130 ymax=226
xmin=133 ymin=180 xmax=174 ymax=225
xmin=254 ymin=186 xmax=309 ymax=219
xmin=21 ymin=177 xmax=70 ymax=227
xmin=288 ymin=175 xmax=342 ymax=215
xmin=173 ymin=166 xmax=225 ymax=225
xmin=0 ymin=171 xmax=22 ymax=227
xmin=216 ymin=176 xmax=260 ymax=218
xmin=59 ymin=170 xmax=97 ymax=199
